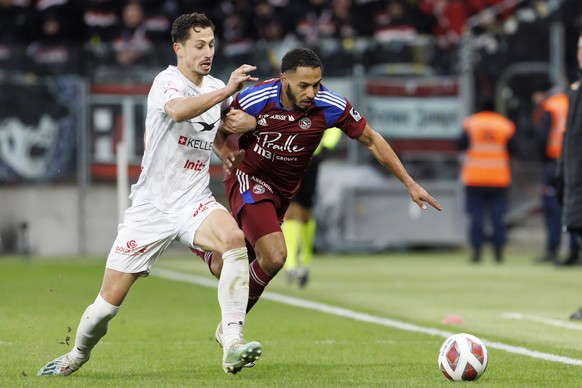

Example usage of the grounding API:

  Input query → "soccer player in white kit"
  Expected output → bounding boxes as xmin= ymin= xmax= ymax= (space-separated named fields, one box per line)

xmin=38 ymin=12 xmax=261 ymax=376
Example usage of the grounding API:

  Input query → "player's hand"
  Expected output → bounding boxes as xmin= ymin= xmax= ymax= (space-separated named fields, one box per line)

xmin=226 ymin=64 xmax=258 ymax=95
xmin=222 ymin=149 xmax=246 ymax=174
xmin=408 ymin=182 xmax=442 ymax=211
xmin=222 ymin=109 xmax=257 ymax=134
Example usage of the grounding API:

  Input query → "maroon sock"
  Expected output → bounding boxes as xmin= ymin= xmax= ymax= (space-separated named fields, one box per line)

xmin=247 ymin=259 xmax=273 ymax=312
xmin=189 ymin=248 xmax=213 ymax=271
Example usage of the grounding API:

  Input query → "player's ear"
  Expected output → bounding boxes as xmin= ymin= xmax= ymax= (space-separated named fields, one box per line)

xmin=280 ymin=72 xmax=286 ymax=86
xmin=173 ymin=42 xmax=183 ymax=57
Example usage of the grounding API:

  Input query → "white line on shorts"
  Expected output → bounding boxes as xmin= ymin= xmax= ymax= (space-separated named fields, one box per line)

xmin=153 ymin=267 xmax=582 ymax=366
xmin=501 ymin=312 xmax=582 ymax=331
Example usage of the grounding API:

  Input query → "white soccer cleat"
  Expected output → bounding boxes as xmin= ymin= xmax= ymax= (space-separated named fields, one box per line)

xmin=222 ymin=339 xmax=262 ymax=374
xmin=215 ymin=322 xmax=224 ymax=348
xmin=37 ymin=352 xmax=89 ymax=376
xmin=215 ymin=322 xmax=257 ymax=368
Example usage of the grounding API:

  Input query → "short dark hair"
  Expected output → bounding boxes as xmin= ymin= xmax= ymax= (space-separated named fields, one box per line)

xmin=281 ymin=48 xmax=322 ymax=73
xmin=171 ymin=12 xmax=215 ymax=44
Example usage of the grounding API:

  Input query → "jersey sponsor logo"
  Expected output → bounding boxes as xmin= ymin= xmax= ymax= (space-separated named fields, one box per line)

xmin=350 ymin=107 xmax=362 ymax=122
xmin=162 ymin=81 xmax=179 ymax=95
xmin=114 ymin=239 xmax=148 ymax=255
xmin=250 ymin=175 xmax=273 ymax=193
xmin=257 ymin=117 xmax=268 ymax=126
xmin=253 ymin=184 xmax=265 ymax=194
xmin=299 ymin=117 xmax=311 ymax=129
xmin=274 ymin=155 xmax=298 ymax=162
xmin=183 ymin=159 xmax=206 ymax=171
xmin=188 ymin=117 xmax=220 ymax=132
xmin=178 ymin=136 xmax=213 ymax=151
xmin=252 ymin=132 xmax=305 ymax=162
xmin=258 ymin=113 xmax=292 ymax=121
xmin=193 ymin=199 xmax=215 ymax=217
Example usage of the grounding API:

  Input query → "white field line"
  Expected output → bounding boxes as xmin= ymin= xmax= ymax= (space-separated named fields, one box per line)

xmin=153 ymin=268 xmax=582 ymax=366
xmin=501 ymin=312 xmax=582 ymax=331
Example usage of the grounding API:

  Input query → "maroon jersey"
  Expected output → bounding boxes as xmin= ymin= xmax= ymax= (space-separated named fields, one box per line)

xmin=230 ymin=79 xmax=366 ymax=200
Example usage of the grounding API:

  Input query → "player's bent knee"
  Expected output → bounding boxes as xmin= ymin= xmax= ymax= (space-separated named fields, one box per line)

xmin=260 ymin=249 xmax=286 ymax=274
xmin=220 ymin=227 xmax=246 ymax=253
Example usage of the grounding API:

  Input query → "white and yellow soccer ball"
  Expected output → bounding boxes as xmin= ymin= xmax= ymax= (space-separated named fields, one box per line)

xmin=438 ymin=333 xmax=488 ymax=381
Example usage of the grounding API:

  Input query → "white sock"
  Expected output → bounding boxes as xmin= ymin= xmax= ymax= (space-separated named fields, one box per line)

xmin=218 ymin=247 xmax=249 ymax=348
xmin=72 ymin=294 xmax=119 ymax=359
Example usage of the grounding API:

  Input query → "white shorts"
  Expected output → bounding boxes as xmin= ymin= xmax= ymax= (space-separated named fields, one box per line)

xmin=106 ymin=197 xmax=226 ymax=276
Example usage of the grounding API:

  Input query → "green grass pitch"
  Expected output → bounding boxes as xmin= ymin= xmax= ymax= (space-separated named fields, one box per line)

xmin=1 ymin=248 xmax=582 ymax=387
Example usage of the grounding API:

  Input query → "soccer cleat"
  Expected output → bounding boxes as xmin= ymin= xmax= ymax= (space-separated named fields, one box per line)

xmin=285 ymin=270 xmax=296 ymax=284
xmin=215 ymin=322 xmax=224 ymax=347
xmin=215 ymin=322 xmax=256 ymax=368
xmin=222 ymin=340 xmax=262 ymax=374
xmin=570 ymin=308 xmax=582 ymax=320
xmin=296 ymin=267 xmax=309 ymax=288
xmin=37 ymin=352 xmax=89 ymax=376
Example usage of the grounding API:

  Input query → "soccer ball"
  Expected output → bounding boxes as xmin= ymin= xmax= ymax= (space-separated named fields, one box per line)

xmin=438 ymin=333 xmax=488 ymax=381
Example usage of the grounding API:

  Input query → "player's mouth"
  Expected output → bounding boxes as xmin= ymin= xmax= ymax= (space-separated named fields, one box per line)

xmin=200 ymin=61 xmax=212 ymax=71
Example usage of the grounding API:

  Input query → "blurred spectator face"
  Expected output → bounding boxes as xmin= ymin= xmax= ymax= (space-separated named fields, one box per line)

xmin=531 ymin=91 xmax=545 ymax=105
xmin=42 ymin=16 xmax=60 ymax=36
xmin=387 ymin=1 xmax=405 ymax=18
xmin=578 ymin=35 xmax=582 ymax=70
xmin=122 ymin=3 xmax=144 ymax=29
xmin=261 ymin=19 xmax=284 ymax=41
xmin=309 ymin=0 xmax=327 ymax=7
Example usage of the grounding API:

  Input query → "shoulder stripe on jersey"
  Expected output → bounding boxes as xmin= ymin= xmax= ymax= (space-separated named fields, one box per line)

xmin=239 ymin=85 xmax=278 ymax=109
xmin=317 ymin=91 xmax=346 ymax=106
xmin=316 ymin=95 xmax=346 ymax=111
xmin=240 ymin=91 xmax=278 ymax=111
xmin=236 ymin=170 xmax=249 ymax=193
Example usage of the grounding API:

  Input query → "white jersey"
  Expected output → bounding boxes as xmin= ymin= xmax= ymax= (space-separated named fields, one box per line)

xmin=130 ymin=65 xmax=231 ymax=211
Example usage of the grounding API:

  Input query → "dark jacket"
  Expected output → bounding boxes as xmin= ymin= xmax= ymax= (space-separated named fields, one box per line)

xmin=558 ymin=69 xmax=582 ymax=232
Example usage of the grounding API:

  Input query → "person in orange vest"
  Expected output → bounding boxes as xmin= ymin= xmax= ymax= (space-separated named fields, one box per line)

xmin=534 ymin=89 xmax=579 ymax=265
xmin=457 ymin=100 xmax=518 ymax=263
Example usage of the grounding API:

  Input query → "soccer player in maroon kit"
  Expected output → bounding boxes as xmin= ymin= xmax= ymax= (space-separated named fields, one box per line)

xmin=200 ymin=47 xmax=441 ymax=347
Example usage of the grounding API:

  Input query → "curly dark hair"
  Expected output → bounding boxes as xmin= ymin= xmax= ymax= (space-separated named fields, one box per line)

xmin=281 ymin=48 xmax=322 ymax=73
xmin=171 ymin=12 xmax=215 ymax=44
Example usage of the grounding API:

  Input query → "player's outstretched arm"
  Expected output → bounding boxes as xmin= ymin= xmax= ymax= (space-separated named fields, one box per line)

xmin=357 ymin=124 xmax=442 ymax=211
xmin=165 ymin=64 xmax=258 ymax=123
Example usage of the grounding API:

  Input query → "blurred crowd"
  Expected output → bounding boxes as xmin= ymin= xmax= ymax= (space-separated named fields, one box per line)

xmin=1 ymin=0 xmax=576 ymax=81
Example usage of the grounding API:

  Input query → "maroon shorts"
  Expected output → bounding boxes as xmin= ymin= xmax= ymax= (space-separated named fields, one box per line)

xmin=223 ymin=171 xmax=290 ymax=247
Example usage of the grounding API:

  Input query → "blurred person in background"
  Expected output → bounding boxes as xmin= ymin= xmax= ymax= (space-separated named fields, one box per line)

xmin=26 ymin=2 xmax=83 ymax=75
xmin=282 ymin=127 xmax=342 ymax=288
xmin=557 ymin=32 xmax=582 ymax=319
xmin=37 ymin=12 xmax=262 ymax=376
xmin=0 ymin=0 xmax=37 ymax=71
xmin=532 ymin=88 xmax=579 ymax=265
xmin=457 ymin=100 xmax=517 ymax=263
xmin=111 ymin=1 xmax=155 ymax=68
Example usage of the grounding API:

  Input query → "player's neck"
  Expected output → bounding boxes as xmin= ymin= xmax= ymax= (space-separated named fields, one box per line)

xmin=177 ymin=63 xmax=204 ymax=87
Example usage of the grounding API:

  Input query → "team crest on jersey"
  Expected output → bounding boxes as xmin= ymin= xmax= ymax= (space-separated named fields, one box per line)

xmin=350 ymin=107 xmax=362 ymax=122
xmin=253 ymin=184 xmax=266 ymax=194
xmin=299 ymin=117 xmax=311 ymax=130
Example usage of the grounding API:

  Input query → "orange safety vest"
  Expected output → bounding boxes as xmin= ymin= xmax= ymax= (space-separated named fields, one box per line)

xmin=461 ymin=111 xmax=516 ymax=187
xmin=542 ymin=93 xmax=568 ymax=160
